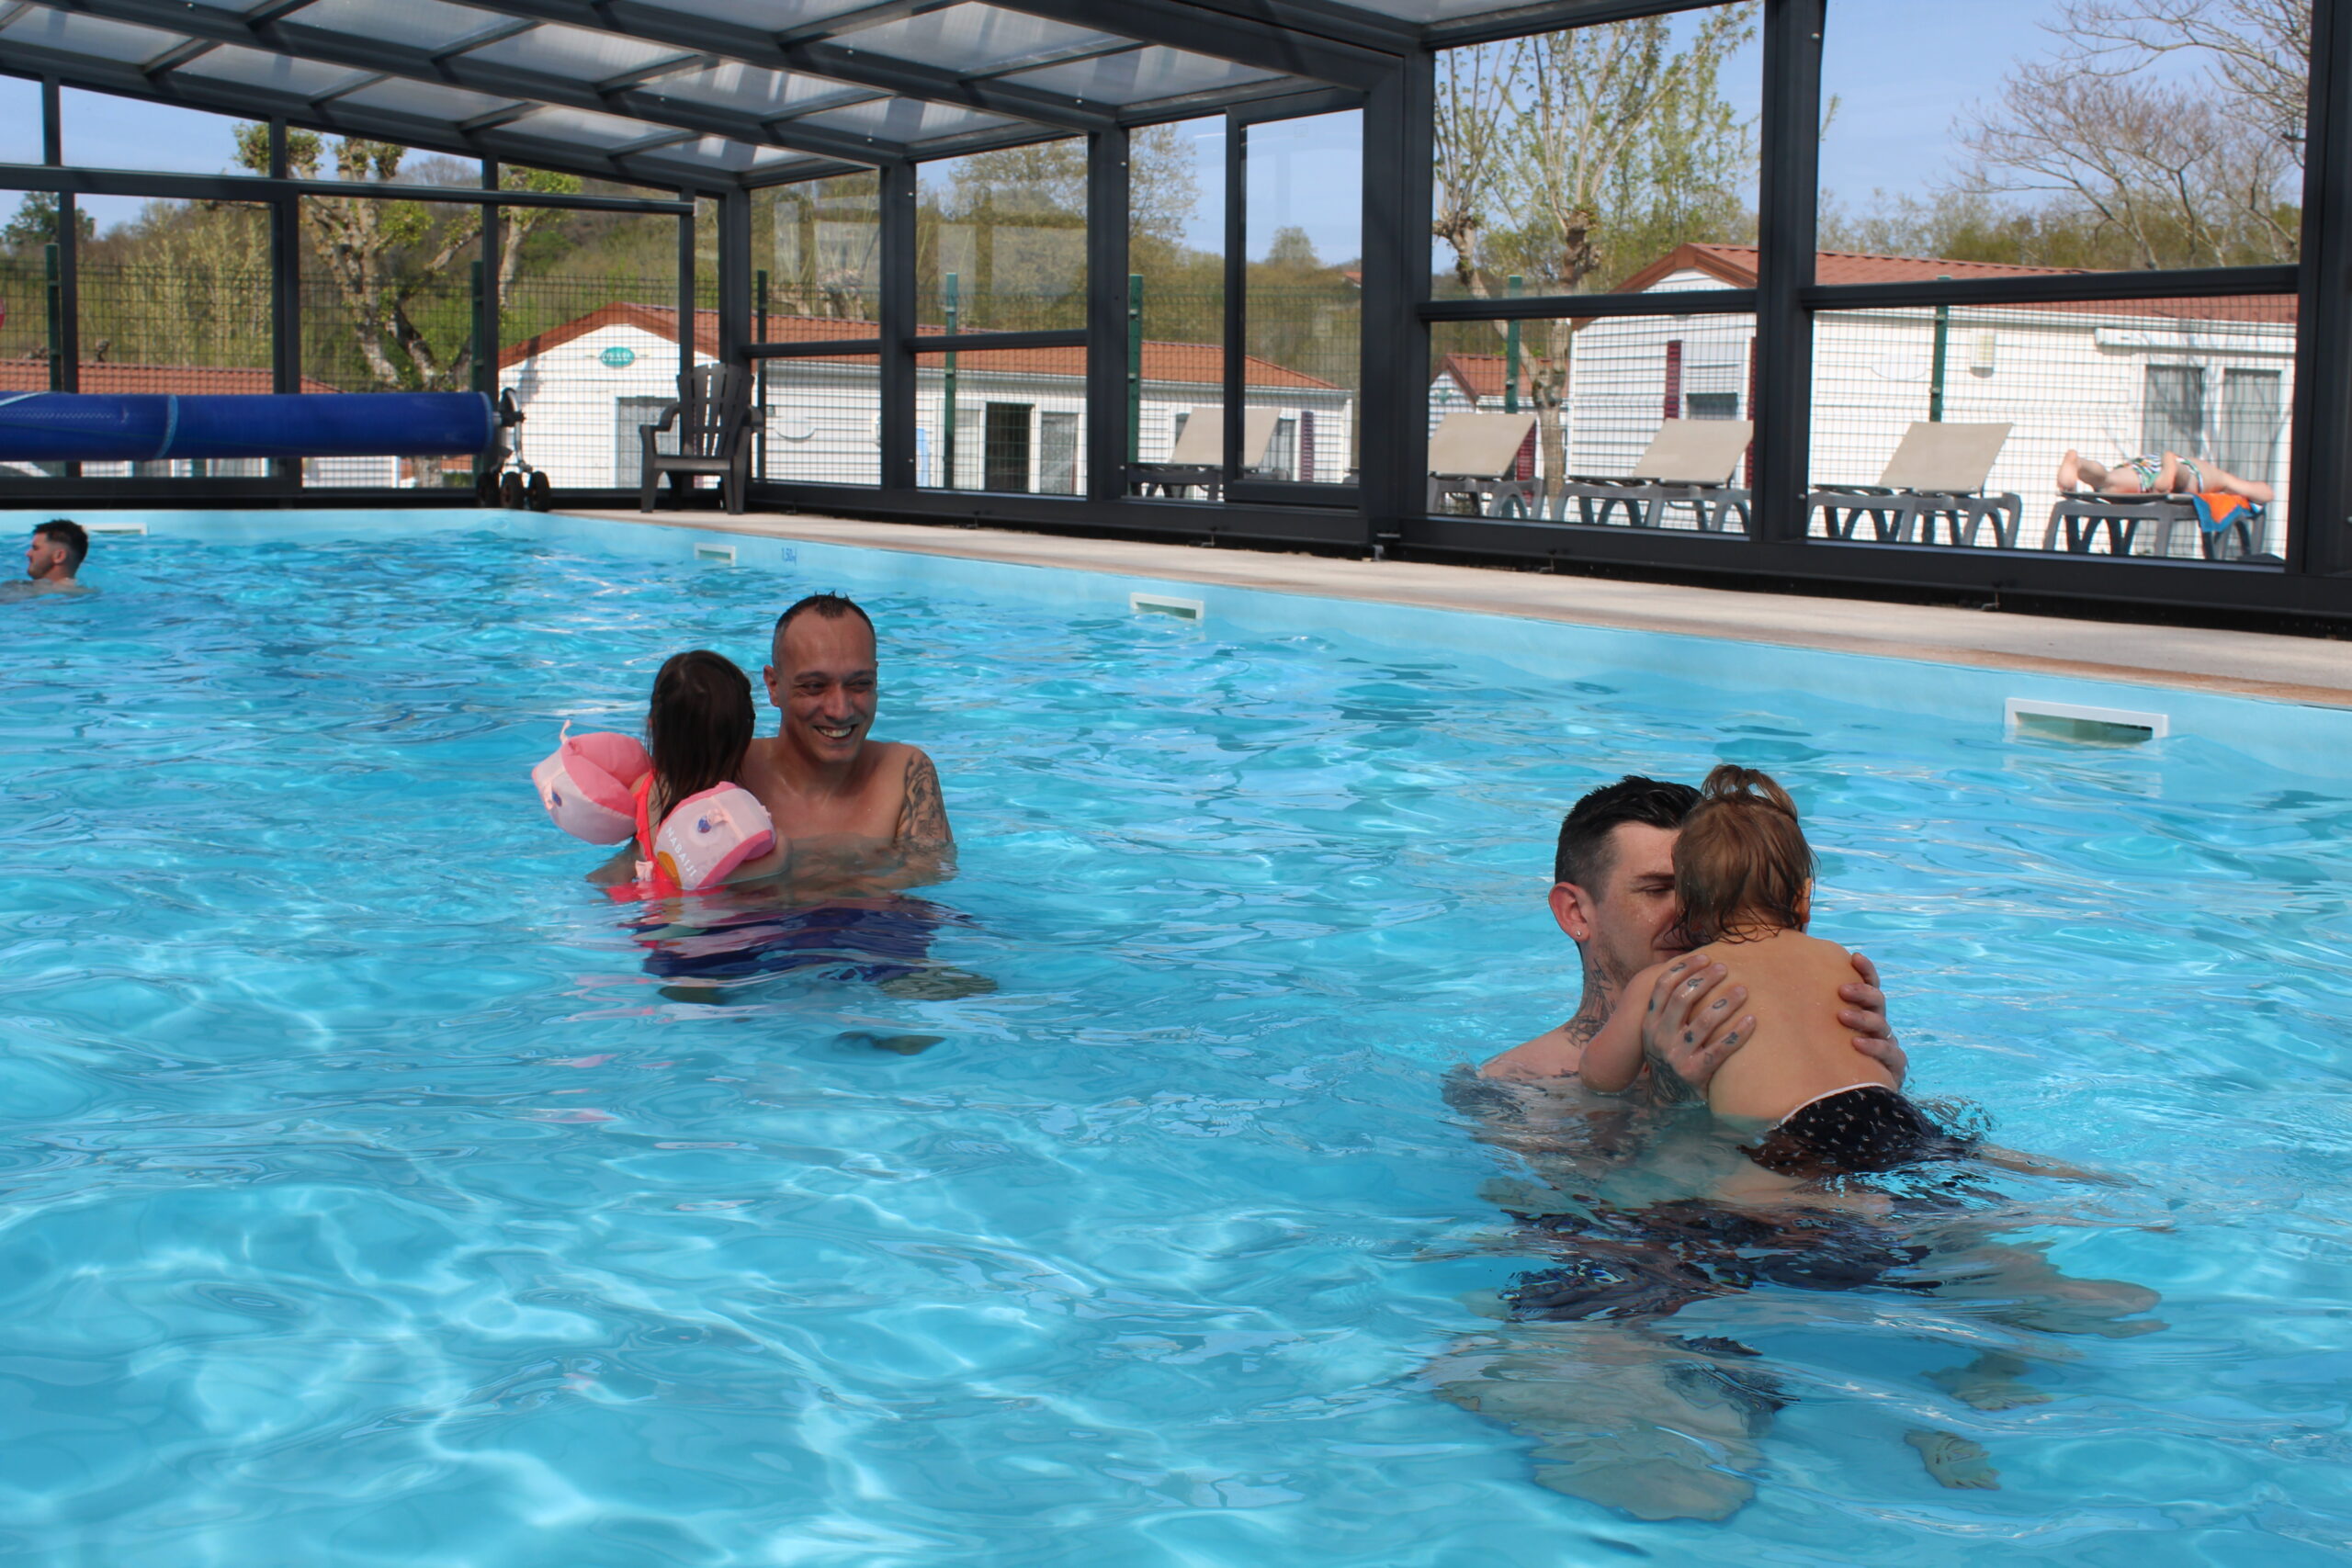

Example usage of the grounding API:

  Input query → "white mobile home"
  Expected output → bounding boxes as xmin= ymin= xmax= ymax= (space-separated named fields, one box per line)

xmin=1560 ymin=245 xmax=2295 ymax=551
xmin=498 ymin=303 xmax=1352 ymax=494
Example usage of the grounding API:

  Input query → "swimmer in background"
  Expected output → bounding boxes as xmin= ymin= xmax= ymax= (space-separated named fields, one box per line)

xmin=17 ymin=520 xmax=88 ymax=595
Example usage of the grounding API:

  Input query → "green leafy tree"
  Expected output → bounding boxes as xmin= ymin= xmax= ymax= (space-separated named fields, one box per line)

xmin=2 ymin=192 xmax=96 ymax=254
xmin=232 ymin=126 xmax=579 ymax=389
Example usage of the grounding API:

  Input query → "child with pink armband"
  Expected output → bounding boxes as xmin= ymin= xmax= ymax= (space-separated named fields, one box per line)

xmin=532 ymin=649 xmax=782 ymax=896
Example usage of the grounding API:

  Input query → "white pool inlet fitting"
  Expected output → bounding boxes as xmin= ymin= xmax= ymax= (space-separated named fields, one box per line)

xmin=85 ymin=521 xmax=148 ymax=536
xmin=694 ymin=542 xmax=737 ymax=565
xmin=2006 ymin=697 xmax=2169 ymax=743
xmin=1130 ymin=592 xmax=1204 ymax=621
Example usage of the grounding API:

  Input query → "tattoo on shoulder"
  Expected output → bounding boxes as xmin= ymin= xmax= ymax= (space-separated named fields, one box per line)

xmin=896 ymin=750 xmax=952 ymax=848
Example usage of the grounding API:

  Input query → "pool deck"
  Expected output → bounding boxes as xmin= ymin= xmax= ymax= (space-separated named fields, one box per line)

xmin=571 ymin=508 xmax=2352 ymax=708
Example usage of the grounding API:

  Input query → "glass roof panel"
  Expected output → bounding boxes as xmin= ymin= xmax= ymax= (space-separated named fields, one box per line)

xmin=0 ymin=7 xmax=188 ymax=65
xmin=835 ymin=5 xmax=1125 ymax=75
xmin=333 ymin=77 xmax=521 ymax=122
xmin=792 ymin=97 xmax=1024 ymax=142
xmin=630 ymin=135 xmax=773 ymax=174
xmin=170 ymin=43 xmax=374 ymax=99
xmin=1322 ymin=0 xmax=1576 ymax=17
xmin=632 ymin=0 xmax=888 ymax=26
xmin=635 ymin=62 xmax=869 ymax=118
xmin=1001 ymin=46 xmax=1283 ymax=107
xmin=459 ymin=23 xmax=695 ymax=84
xmin=277 ymin=0 xmax=514 ymax=54
xmin=499 ymin=105 xmax=682 ymax=150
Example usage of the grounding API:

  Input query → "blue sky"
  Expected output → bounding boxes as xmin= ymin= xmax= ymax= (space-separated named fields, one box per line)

xmin=4 ymin=2 xmax=2199 ymax=250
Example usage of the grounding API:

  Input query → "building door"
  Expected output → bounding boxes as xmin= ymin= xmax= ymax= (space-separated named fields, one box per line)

xmin=616 ymin=395 xmax=676 ymax=489
xmin=984 ymin=401 xmax=1033 ymax=491
xmin=2142 ymin=365 xmax=2205 ymax=459
xmin=1038 ymin=411 xmax=1079 ymax=494
xmin=2217 ymin=367 xmax=2283 ymax=483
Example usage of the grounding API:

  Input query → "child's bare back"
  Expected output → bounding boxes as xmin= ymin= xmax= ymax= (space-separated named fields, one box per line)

xmin=1581 ymin=765 xmax=1958 ymax=1186
xmin=1684 ymin=931 xmax=1894 ymax=1126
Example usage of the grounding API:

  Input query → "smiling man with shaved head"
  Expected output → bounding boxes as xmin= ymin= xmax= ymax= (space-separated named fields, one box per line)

xmin=739 ymin=592 xmax=951 ymax=877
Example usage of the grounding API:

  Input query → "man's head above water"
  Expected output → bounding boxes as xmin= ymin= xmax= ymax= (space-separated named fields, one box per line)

xmin=1551 ymin=774 xmax=1703 ymax=995
xmin=26 ymin=520 xmax=86 ymax=586
xmin=765 ymin=592 xmax=877 ymax=769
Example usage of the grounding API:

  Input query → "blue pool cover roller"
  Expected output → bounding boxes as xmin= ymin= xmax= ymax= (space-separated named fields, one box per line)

xmin=0 ymin=391 xmax=501 ymax=463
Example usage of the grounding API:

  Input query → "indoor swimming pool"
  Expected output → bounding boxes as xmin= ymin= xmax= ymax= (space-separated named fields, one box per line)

xmin=2 ymin=513 xmax=2346 ymax=1564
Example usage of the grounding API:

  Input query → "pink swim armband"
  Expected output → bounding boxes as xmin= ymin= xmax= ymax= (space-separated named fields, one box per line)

xmin=653 ymin=784 xmax=776 ymax=891
xmin=532 ymin=724 xmax=652 ymax=844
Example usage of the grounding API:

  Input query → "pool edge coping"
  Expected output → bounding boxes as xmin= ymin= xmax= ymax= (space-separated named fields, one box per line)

xmin=566 ymin=509 xmax=2352 ymax=713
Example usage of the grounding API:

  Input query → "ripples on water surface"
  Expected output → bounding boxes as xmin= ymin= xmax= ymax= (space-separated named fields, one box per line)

xmin=2 ymin=531 xmax=2347 ymax=1564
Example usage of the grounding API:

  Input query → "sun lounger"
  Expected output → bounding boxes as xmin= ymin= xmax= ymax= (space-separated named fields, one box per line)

xmin=1807 ymin=422 xmax=2020 ymax=547
xmin=1131 ymin=406 xmax=1280 ymax=500
xmin=1426 ymin=411 xmax=1540 ymax=517
xmin=2043 ymin=491 xmax=2267 ymax=561
xmin=1556 ymin=419 xmax=1753 ymax=531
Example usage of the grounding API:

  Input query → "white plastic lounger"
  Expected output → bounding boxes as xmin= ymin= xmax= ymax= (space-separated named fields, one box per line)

xmin=1130 ymin=406 xmax=1280 ymax=500
xmin=1557 ymin=418 xmax=1754 ymax=532
xmin=1808 ymin=421 xmax=2020 ymax=547
xmin=1426 ymin=411 xmax=1539 ymax=517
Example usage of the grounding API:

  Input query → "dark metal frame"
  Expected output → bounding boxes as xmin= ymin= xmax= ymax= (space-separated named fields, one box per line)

xmin=5 ymin=0 xmax=2348 ymax=620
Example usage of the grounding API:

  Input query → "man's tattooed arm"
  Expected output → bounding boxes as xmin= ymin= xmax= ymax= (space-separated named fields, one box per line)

xmin=895 ymin=750 xmax=953 ymax=849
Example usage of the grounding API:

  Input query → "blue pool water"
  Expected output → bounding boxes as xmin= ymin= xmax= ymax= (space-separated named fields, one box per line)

xmin=4 ymin=520 xmax=2349 ymax=1564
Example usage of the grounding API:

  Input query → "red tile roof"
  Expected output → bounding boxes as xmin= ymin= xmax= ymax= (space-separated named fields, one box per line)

xmin=1434 ymin=349 xmax=1534 ymax=405
xmin=498 ymin=302 xmax=1341 ymax=390
xmin=0 ymin=362 xmax=338 ymax=394
xmin=1616 ymin=243 xmax=2294 ymax=322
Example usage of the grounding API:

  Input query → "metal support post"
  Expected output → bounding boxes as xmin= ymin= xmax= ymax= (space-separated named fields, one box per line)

xmin=878 ymin=160 xmax=917 ymax=491
xmin=1928 ymin=276 xmax=1951 ymax=423
xmin=1748 ymin=0 xmax=1826 ymax=543
xmin=269 ymin=118 xmax=300 ymax=400
xmin=676 ymin=189 xmax=697 ymax=390
xmin=2289 ymin=0 xmax=2352 ymax=575
xmin=1355 ymin=51 xmax=1433 ymax=549
xmin=942 ymin=272 xmax=958 ymax=489
xmin=41 ymin=78 xmax=77 ymax=482
xmin=1084 ymin=123 xmax=1132 ymax=502
xmin=755 ymin=267 xmax=768 ymax=481
xmin=1504 ymin=275 xmax=1521 ymax=414
xmin=1221 ymin=109 xmax=1247 ymax=500
xmin=716 ymin=186 xmax=752 ymax=367
xmin=1127 ymin=276 xmax=1144 ymax=464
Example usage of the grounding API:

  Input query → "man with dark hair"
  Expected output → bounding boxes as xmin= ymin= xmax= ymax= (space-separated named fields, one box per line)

xmin=740 ymin=592 xmax=951 ymax=869
xmin=22 ymin=519 xmax=88 ymax=592
xmin=1480 ymin=773 xmax=1903 ymax=1089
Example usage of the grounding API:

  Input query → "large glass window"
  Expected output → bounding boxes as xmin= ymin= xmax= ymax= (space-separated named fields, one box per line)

xmin=1430 ymin=6 xmax=1761 ymax=303
xmin=917 ymin=143 xmax=1086 ymax=333
xmin=1811 ymin=293 xmax=2293 ymax=559
xmin=757 ymin=172 xmax=880 ymax=328
xmin=1819 ymin=0 xmax=2308 ymax=267
xmin=1244 ymin=110 xmax=1361 ymax=485
xmin=916 ymin=347 xmax=1085 ymax=494
xmin=1429 ymin=310 xmax=1755 ymax=528
xmin=1127 ymin=117 xmax=1224 ymax=488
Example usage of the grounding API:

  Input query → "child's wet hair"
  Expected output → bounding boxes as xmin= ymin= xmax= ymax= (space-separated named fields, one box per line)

xmin=1671 ymin=763 xmax=1815 ymax=946
xmin=647 ymin=649 xmax=754 ymax=825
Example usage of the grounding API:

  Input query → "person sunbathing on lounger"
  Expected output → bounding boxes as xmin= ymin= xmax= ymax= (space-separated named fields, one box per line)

xmin=2057 ymin=449 xmax=2273 ymax=503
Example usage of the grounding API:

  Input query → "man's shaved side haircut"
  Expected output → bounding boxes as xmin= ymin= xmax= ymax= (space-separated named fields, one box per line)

xmin=774 ymin=592 xmax=874 ymax=644
xmin=1553 ymin=774 xmax=1702 ymax=889
xmin=34 ymin=519 xmax=87 ymax=570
